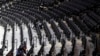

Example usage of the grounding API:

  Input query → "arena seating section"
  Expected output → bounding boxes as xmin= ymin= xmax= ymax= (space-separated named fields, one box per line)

xmin=0 ymin=0 xmax=100 ymax=56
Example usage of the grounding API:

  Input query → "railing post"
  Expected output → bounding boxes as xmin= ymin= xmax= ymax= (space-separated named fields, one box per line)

xmin=33 ymin=36 xmax=37 ymax=47
xmin=5 ymin=40 xmax=8 ymax=51
xmin=24 ymin=38 xmax=27 ymax=43
xmin=42 ymin=34 xmax=45 ymax=44
xmin=14 ymin=39 xmax=18 ymax=50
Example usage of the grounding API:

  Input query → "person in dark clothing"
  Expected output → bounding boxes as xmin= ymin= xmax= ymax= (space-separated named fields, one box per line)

xmin=16 ymin=41 xmax=27 ymax=56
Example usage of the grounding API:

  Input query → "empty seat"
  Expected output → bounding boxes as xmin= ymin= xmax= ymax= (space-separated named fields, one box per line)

xmin=58 ymin=20 xmax=71 ymax=39
xmin=35 ymin=24 xmax=42 ymax=45
xmin=27 ymin=25 xmax=33 ymax=46
xmin=43 ymin=21 xmax=52 ymax=42
xmin=73 ymin=16 xmax=90 ymax=35
xmin=60 ymin=3 xmax=80 ymax=13
xmin=66 ymin=18 xmax=81 ymax=38
xmin=50 ymin=20 xmax=61 ymax=41
xmin=87 ymin=11 xmax=100 ymax=24
xmin=63 ymin=1 xmax=86 ymax=10
xmin=80 ymin=14 xmax=97 ymax=30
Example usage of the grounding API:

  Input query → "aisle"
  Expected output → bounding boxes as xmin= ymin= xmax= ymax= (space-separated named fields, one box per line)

xmin=22 ymin=24 xmax=31 ymax=51
xmin=0 ymin=26 xmax=4 ymax=48
xmin=3 ymin=26 xmax=12 ymax=56
xmin=31 ymin=25 xmax=41 ymax=55
xmin=13 ymin=25 xmax=21 ymax=56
